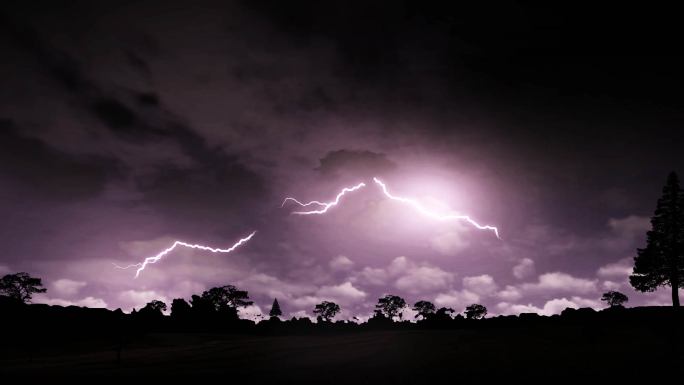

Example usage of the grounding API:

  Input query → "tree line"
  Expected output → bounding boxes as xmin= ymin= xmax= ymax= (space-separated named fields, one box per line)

xmin=1 ymin=272 xmax=630 ymax=324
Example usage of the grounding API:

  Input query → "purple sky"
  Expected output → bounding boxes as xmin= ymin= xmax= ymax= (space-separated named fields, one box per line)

xmin=1 ymin=1 xmax=683 ymax=320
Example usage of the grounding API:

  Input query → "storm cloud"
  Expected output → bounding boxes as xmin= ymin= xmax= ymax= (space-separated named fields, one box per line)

xmin=1 ymin=1 xmax=683 ymax=318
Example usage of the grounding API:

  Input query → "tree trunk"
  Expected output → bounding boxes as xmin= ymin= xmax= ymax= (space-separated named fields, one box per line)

xmin=673 ymin=281 xmax=680 ymax=307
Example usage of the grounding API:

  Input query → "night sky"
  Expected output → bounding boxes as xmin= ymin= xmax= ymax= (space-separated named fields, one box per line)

xmin=2 ymin=1 xmax=683 ymax=319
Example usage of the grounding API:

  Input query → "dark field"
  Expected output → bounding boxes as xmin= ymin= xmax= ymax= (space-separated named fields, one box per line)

xmin=1 ymin=315 xmax=680 ymax=382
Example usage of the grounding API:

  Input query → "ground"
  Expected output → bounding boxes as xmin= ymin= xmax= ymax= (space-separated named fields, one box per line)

xmin=1 ymin=322 xmax=678 ymax=382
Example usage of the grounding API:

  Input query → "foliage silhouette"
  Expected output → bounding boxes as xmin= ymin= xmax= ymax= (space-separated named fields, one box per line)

xmin=170 ymin=298 xmax=192 ymax=319
xmin=269 ymin=298 xmax=282 ymax=318
xmin=601 ymin=291 xmax=628 ymax=308
xmin=201 ymin=285 xmax=253 ymax=311
xmin=313 ymin=301 xmax=341 ymax=322
xmin=0 ymin=272 xmax=47 ymax=303
xmin=434 ymin=307 xmax=455 ymax=320
xmin=375 ymin=295 xmax=406 ymax=320
xmin=465 ymin=304 xmax=487 ymax=319
xmin=413 ymin=300 xmax=436 ymax=319
xmin=189 ymin=294 xmax=215 ymax=317
xmin=142 ymin=300 xmax=167 ymax=314
xmin=630 ymin=172 xmax=684 ymax=307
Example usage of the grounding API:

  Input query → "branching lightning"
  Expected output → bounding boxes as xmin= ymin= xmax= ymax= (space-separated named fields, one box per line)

xmin=281 ymin=182 xmax=366 ymax=214
xmin=372 ymin=177 xmax=500 ymax=239
xmin=118 ymin=176 xmax=498 ymax=278
xmin=114 ymin=231 xmax=256 ymax=278
xmin=282 ymin=178 xmax=500 ymax=239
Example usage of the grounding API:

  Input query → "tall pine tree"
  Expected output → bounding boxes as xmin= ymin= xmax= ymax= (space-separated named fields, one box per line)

xmin=269 ymin=298 xmax=282 ymax=318
xmin=630 ymin=172 xmax=684 ymax=307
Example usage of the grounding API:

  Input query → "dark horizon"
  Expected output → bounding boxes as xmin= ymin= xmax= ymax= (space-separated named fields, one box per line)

xmin=1 ymin=1 xmax=684 ymax=321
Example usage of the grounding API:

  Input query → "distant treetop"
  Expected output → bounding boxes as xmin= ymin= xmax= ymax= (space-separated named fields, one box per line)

xmin=269 ymin=298 xmax=282 ymax=318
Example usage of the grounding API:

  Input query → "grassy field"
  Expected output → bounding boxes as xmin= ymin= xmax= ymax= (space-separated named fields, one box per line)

xmin=1 ymin=324 xmax=677 ymax=382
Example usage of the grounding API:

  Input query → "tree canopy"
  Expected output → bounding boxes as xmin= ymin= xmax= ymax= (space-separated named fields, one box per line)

xmin=412 ymin=300 xmax=436 ymax=319
xmin=601 ymin=291 xmax=628 ymax=308
xmin=0 ymin=272 xmax=47 ymax=303
xmin=170 ymin=298 xmax=192 ymax=318
xmin=630 ymin=172 xmax=684 ymax=307
xmin=201 ymin=285 xmax=253 ymax=311
xmin=313 ymin=301 xmax=340 ymax=321
xmin=375 ymin=295 xmax=406 ymax=320
xmin=464 ymin=304 xmax=487 ymax=320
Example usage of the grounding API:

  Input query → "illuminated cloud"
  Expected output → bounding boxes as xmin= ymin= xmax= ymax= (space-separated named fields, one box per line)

xmin=118 ymin=290 xmax=169 ymax=311
xmin=497 ymin=285 xmax=523 ymax=301
xmin=316 ymin=282 xmax=367 ymax=304
xmin=512 ymin=258 xmax=535 ymax=279
xmin=597 ymin=258 xmax=633 ymax=278
xmin=329 ymin=255 xmax=355 ymax=271
xmin=395 ymin=266 xmax=455 ymax=294
xmin=434 ymin=290 xmax=480 ymax=311
xmin=52 ymin=278 xmax=87 ymax=296
xmin=35 ymin=296 xmax=108 ymax=308
xmin=351 ymin=256 xmax=454 ymax=295
xmin=521 ymin=272 xmax=598 ymax=294
xmin=497 ymin=296 xmax=601 ymax=316
xmin=462 ymin=274 xmax=498 ymax=296
xmin=430 ymin=229 xmax=471 ymax=256
xmin=602 ymin=281 xmax=622 ymax=291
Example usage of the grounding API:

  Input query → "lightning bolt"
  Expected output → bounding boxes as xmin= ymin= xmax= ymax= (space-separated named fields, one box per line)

xmin=282 ymin=178 xmax=500 ymax=239
xmin=114 ymin=231 xmax=256 ymax=278
xmin=372 ymin=177 xmax=500 ymax=239
xmin=281 ymin=182 xmax=366 ymax=214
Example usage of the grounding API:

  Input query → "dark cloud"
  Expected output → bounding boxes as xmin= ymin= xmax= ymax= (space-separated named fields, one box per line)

xmin=1 ymin=1 xmax=683 ymax=315
xmin=317 ymin=150 xmax=396 ymax=179
xmin=0 ymin=119 xmax=118 ymax=201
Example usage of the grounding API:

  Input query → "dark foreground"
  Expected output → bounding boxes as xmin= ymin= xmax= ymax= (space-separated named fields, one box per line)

xmin=1 ymin=306 xmax=682 ymax=382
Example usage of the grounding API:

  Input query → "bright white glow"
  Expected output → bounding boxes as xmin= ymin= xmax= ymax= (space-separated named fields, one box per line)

xmin=114 ymin=231 xmax=256 ymax=278
xmin=281 ymin=182 xmax=366 ymax=215
xmin=282 ymin=178 xmax=501 ymax=239
xmin=372 ymin=177 xmax=500 ymax=239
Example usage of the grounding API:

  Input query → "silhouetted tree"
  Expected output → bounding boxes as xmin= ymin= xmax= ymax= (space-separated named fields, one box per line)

xmin=465 ymin=304 xmax=487 ymax=319
xmin=375 ymin=295 xmax=406 ymax=320
xmin=630 ymin=172 xmax=684 ymax=307
xmin=139 ymin=300 xmax=167 ymax=318
xmin=0 ymin=272 xmax=46 ymax=303
xmin=190 ymin=294 xmax=214 ymax=317
xmin=201 ymin=285 xmax=253 ymax=311
xmin=313 ymin=301 xmax=340 ymax=322
xmin=413 ymin=300 xmax=436 ymax=319
xmin=435 ymin=307 xmax=455 ymax=320
xmin=145 ymin=300 xmax=167 ymax=313
xmin=269 ymin=298 xmax=282 ymax=318
xmin=601 ymin=291 xmax=629 ymax=308
xmin=171 ymin=298 xmax=192 ymax=319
